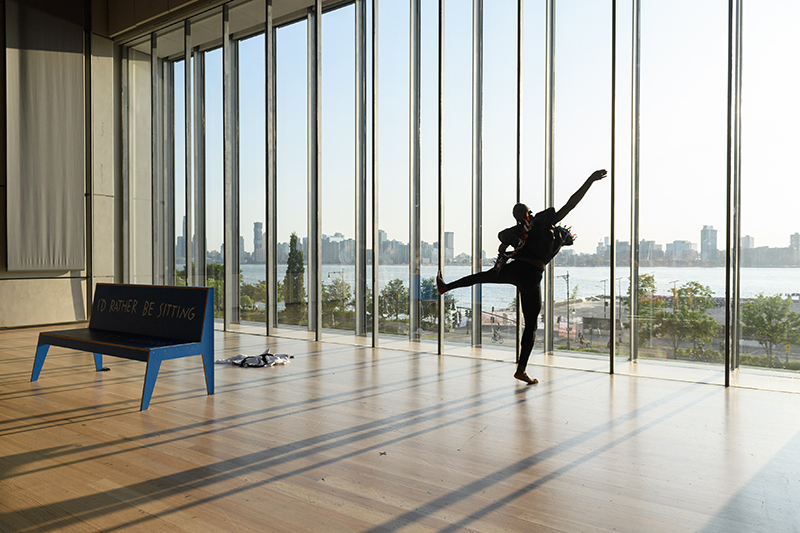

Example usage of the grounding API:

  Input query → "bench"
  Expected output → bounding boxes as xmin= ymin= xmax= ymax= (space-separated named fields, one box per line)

xmin=31 ymin=283 xmax=215 ymax=410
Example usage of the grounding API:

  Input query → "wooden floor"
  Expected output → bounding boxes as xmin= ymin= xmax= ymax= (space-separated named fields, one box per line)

xmin=2 ymin=326 xmax=800 ymax=532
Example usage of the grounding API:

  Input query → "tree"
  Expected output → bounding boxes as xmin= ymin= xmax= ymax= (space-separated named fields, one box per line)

xmin=679 ymin=282 xmax=720 ymax=354
xmin=571 ymin=284 xmax=580 ymax=301
xmin=657 ymin=311 xmax=686 ymax=359
xmin=741 ymin=293 xmax=800 ymax=364
xmin=420 ymin=276 xmax=456 ymax=329
xmin=206 ymin=262 xmax=225 ymax=316
xmin=655 ymin=281 xmax=720 ymax=359
xmin=283 ymin=232 xmax=306 ymax=323
xmin=380 ymin=279 xmax=408 ymax=322
xmin=625 ymin=273 xmax=662 ymax=346
xmin=322 ymin=277 xmax=352 ymax=327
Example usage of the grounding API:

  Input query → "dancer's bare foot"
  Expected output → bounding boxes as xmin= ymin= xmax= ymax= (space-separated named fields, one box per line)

xmin=436 ymin=271 xmax=448 ymax=295
xmin=514 ymin=371 xmax=538 ymax=385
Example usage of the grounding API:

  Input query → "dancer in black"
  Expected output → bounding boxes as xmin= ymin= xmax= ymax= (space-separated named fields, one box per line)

xmin=437 ymin=169 xmax=607 ymax=385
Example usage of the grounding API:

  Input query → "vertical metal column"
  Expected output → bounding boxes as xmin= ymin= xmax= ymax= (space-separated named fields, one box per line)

xmin=543 ymin=0 xmax=555 ymax=354
xmin=164 ymin=62 xmax=176 ymax=286
xmin=193 ymin=48 xmax=207 ymax=288
xmin=355 ymin=0 xmax=368 ymax=337
xmin=84 ymin=18 xmax=93 ymax=311
xmin=609 ymin=0 xmax=617 ymax=373
xmin=630 ymin=0 xmax=641 ymax=362
xmin=151 ymin=34 xmax=164 ymax=285
xmin=515 ymin=0 xmax=523 ymax=362
xmin=410 ymin=0 xmax=422 ymax=342
xmin=737 ymin=1 xmax=747 ymax=379
xmin=223 ymin=5 xmax=239 ymax=328
xmin=184 ymin=21 xmax=194 ymax=287
xmin=121 ymin=46 xmax=130 ymax=283
xmin=371 ymin=0 xmax=380 ymax=347
xmin=726 ymin=0 xmax=744 ymax=383
xmin=308 ymin=3 xmax=322 ymax=339
xmin=725 ymin=0 xmax=734 ymax=385
xmin=266 ymin=0 xmax=277 ymax=335
xmin=471 ymin=0 xmax=483 ymax=346
xmin=437 ymin=0 xmax=445 ymax=355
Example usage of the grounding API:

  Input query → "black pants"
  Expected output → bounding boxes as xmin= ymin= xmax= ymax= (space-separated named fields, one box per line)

xmin=446 ymin=260 xmax=543 ymax=373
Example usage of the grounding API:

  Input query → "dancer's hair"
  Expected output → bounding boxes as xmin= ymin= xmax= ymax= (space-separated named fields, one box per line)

xmin=512 ymin=203 xmax=530 ymax=223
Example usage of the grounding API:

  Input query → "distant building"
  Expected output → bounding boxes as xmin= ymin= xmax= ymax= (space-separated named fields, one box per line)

xmin=791 ymin=233 xmax=800 ymax=249
xmin=253 ymin=222 xmax=263 ymax=254
xmin=444 ymin=232 xmax=454 ymax=262
xmin=701 ymin=225 xmax=718 ymax=262
xmin=176 ymin=236 xmax=185 ymax=262
xmin=639 ymin=240 xmax=659 ymax=262
xmin=666 ymin=240 xmax=697 ymax=261
xmin=742 ymin=235 xmax=755 ymax=249
xmin=616 ymin=240 xmax=631 ymax=263
xmin=596 ymin=240 xmax=609 ymax=260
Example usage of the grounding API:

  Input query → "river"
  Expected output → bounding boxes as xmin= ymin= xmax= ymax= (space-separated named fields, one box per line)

xmin=238 ymin=264 xmax=800 ymax=311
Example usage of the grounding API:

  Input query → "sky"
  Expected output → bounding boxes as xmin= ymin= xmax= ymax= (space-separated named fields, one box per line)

xmin=176 ymin=0 xmax=800 ymax=258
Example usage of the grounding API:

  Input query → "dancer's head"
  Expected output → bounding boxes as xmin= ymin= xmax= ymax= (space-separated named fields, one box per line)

xmin=513 ymin=203 xmax=531 ymax=224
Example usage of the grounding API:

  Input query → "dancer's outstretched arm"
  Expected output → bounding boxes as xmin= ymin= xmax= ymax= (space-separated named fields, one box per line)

xmin=553 ymin=169 xmax=607 ymax=224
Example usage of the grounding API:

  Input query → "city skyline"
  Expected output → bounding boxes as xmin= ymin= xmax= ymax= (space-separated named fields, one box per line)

xmin=176 ymin=220 xmax=800 ymax=268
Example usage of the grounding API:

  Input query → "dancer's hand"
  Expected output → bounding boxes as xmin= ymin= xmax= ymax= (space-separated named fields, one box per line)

xmin=589 ymin=169 xmax=607 ymax=182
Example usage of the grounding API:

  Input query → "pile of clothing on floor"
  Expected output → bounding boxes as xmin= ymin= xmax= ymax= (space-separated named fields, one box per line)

xmin=214 ymin=348 xmax=292 ymax=368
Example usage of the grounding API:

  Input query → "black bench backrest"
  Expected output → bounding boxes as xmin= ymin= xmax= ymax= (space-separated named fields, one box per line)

xmin=89 ymin=284 xmax=210 ymax=342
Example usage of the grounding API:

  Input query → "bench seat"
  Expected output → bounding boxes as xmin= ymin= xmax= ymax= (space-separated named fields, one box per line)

xmin=32 ymin=284 xmax=215 ymax=411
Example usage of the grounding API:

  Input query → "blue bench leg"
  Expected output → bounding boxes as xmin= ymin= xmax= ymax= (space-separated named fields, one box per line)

xmin=94 ymin=353 xmax=104 ymax=371
xmin=141 ymin=356 xmax=163 ymax=411
xmin=202 ymin=344 xmax=214 ymax=396
xmin=31 ymin=344 xmax=50 ymax=381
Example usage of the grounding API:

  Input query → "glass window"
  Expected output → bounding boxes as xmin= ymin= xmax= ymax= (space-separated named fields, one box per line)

xmin=417 ymin=0 xmax=441 ymax=349
xmin=626 ymin=0 xmax=727 ymax=382
xmin=321 ymin=4 xmax=357 ymax=336
xmin=376 ymin=0 xmax=410 ymax=348
xmin=738 ymin=0 xmax=800 ymax=388
xmin=441 ymin=0 xmax=473 ymax=352
xmin=276 ymin=20 xmax=309 ymax=334
xmin=174 ymin=57 xmax=187 ymax=285
xmin=480 ymin=1 xmax=519 ymax=358
xmin=237 ymin=32 xmax=267 ymax=328
xmin=552 ymin=1 xmax=612 ymax=367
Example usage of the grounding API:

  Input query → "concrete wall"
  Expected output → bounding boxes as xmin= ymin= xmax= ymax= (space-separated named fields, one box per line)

xmin=0 ymin=3 xmax=119 ymax=328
